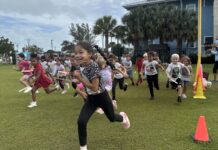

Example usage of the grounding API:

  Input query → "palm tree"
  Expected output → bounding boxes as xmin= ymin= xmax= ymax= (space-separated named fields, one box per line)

xmin=112 ymin=25 xmax=127 ymax=44
xmin=173 ymin=9 xmax=197 ymax=54
xmin=93 ymin=16 xmax=117 ymax=52
xmin=70 ymin=23 xmax=96 ymax=45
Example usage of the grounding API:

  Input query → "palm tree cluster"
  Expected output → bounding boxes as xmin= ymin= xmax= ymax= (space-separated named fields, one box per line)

xmin=66 ymin=4 xmax=197 ymax=55
xmin=122 ymin=5 xmax=197 ymax=54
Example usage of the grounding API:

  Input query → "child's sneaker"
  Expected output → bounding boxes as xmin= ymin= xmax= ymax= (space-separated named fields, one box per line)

xmin=27 ymin=101 xmax=37 ymax=108
xmin=123 ymin=83 xmax=128 ymax=91
xmin=24 ymin=86 xmax=32 ymax=93
xmin=18 ymin=87 xmax=27 ymax=93
xmin=55 ymin=84 xmax=60 ymax=90
xmin=80 ymin=145 xmax=87 ymax=150
xmin=181 ymin=94 xmax=187 ymax=99
xmin=112 ymin=100 xmax=118 ymax=110
xmin=66 ymin=83 xmax=70 ymax=89
xmin=119 ymin=112 xmax=130 ymax=129
xmin=36 ymin=90 xmax=39 ymax=94
xmin=96 ymin=108 xmax=104 ymax=114
xmin=61 ymin=90 xmax=67 ymax=94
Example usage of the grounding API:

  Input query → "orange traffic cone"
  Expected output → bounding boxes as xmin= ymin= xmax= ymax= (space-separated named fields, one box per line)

xmin=193 ymin=116 xmax=210 ymax=142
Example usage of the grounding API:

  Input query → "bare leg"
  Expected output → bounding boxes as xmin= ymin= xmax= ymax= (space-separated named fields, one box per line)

xmin=44 ymin=87 xmax=57 ymax=94
xmin=31 ymin=86 xmax=39 ymax=102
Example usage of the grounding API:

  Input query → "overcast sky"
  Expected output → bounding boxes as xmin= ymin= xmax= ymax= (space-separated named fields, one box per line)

xmin=0 ymin=0 xmax=139 ymax=52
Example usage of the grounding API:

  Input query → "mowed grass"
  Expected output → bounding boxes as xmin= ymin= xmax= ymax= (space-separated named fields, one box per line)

xmin=0 ymin=64 xmax=218 ymax=150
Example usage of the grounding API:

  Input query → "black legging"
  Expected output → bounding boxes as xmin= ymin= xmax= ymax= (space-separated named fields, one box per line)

xmin=147 ymin=74 xmax=159 ymax=97
xmin=112 ymin=77 xmax=125 ymax=100
xmin=77 ymin=90 xmax=123 ymax=146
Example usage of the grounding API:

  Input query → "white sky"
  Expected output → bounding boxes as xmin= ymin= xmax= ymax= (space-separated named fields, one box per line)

xmin=0 ymin=0 xmax=139 ymax=52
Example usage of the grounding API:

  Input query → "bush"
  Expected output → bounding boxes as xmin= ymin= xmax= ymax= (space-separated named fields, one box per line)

xmin=189 ymin=53 xmax=215 ymax=64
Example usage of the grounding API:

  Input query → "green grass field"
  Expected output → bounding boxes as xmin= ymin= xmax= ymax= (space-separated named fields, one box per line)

xmin=0 ymin=64 xmax=218 ymax=150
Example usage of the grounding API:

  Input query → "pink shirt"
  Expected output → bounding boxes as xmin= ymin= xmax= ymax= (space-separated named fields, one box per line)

xmin=18 ymin=60 xmax=32 ymax=75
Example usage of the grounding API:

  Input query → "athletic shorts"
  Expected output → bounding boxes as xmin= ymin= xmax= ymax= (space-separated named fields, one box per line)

xmin=170 ymin=78 xmax=182 ymax=89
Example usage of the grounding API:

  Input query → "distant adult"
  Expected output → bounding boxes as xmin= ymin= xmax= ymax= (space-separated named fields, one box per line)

xmin=207 ymin=40 xmax=218 ymax=81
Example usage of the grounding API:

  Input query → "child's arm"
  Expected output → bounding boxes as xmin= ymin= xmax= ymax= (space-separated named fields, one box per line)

xmin=74 ymin=71 xmax=99 ymax=92
xmin=156 ymin=64 xmax=165 ymax=72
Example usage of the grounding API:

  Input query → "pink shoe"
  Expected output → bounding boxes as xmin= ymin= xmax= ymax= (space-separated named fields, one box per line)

xmin=120 ymin=112 xmax=130 ymax=129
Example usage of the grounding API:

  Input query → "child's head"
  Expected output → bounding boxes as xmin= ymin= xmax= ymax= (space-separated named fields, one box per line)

xmin=182 ymin=56 xmax=191 ymax=66
xmin=143 ymin=52 xmax=148 ymax=60
xmin=30 ymin=53 xmax=39 ymax=67
xmin=74 ymin=41 xmax=93 ymax=65
xmin=55 ymin=58 xmax=62 ymax=65
xmin=147 ymin=51 xmax=154 ymax=61
xmin=96 ymin=54 xmax=106 ymax=69
xmin=153 ymin=52 xmax=159 ymax=60
xmin=126 ymin=54 xmax=131 ymax=61
xmin=171 ymin=53 xmax=180 ymax=64
xmin=18 ymin=53 xmax=25 ymax=61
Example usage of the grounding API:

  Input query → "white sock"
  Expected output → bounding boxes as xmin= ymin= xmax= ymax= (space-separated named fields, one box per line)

xmin=80 ymin=145 xmax=87 ymax=150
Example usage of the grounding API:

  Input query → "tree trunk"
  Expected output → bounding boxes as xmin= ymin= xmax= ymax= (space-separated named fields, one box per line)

xmin=105 ymin=33 xmax=109 ymax=53
xmin=176 ymin=38 xmax=183 ymax=54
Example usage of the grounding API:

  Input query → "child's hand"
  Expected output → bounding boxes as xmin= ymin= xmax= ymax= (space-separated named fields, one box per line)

xmin=74 ymin=70 xmax=82 ymax=79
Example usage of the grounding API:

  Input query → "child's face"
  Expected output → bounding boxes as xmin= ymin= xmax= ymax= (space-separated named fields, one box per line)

xmin=18 ymin=56 xmax=23 ymax=61
xmin=127 ymin=56 xmax=131 ymax=61
xmin=183 ymin=59 xmax=189 ymax=65
xmin=74 ymin=45 xmax=92 ymax=65
xmin=171 ymin=56 xmax=179 ymax=64
xmin=30 ymin=58 xmax=38 ymax=67
xmin=147 ymin=54 xmax=153 ymax=61
xmin=56 ymin=60 xmax=61 ymax=65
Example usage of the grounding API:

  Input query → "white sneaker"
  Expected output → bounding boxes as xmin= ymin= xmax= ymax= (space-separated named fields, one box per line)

xmin=24 ymin=86 xmax=32 ymax=93
xmin=61 ymin=90 xmax=67 ymax=94
xmin=55 ymin=84 xmax=60 ymax=90
xmin=112 ymin=100 xmax=118 ymax=110
xmin=120 ymin=112 xmax=130 ymax=129
xmin=66 ymin=83 xmax=70 ymax=89
xmin=27 ymin=101 xmax=37 ymax=108
xmin=80 ymin=145 xmax=87 ymax=150
xmin=36 ymin=90 xmax=39 ymax=94
xmin=181 ymin=94 xmax=187 ymax=99
xmin=18 ymin=87 xmax=28 ymax=92
xmin=96 ymin=108 xmax=104 ymax=114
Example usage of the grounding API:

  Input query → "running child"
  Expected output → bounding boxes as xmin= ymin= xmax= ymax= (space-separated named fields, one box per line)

xmin=123 ymin=54 xmax=135 ymax=85
xmin=111 ymin=56 xmax=128 ymax=101
xmin=27 ymin=53 xmax=57 ymax=108
xmin=181 ymin=56 xmax=192 ymax=99
xmin=73 ymin=41 xmax=130 ymax=150
xmin=141 ymin=51 xmax=165 ymax=100
xmin=15 ymin=53 xmax=32 ymax=93
xmin=166 ymin=54 xmax=190 ymax=102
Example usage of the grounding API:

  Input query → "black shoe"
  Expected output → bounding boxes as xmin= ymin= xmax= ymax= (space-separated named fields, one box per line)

xmin=149 ymin=96 xmax=154 ymax=100
xmin=132 ymin=82 xmax=135 ymax=86
xmin=123 ymin=84 xmax=128 ymax=91
xmin=177 ymin=96 xmax=182 ymax=102
xmin=136 ymin=83 xmax=138 ymax=86
xmin=73 ymin=92 xmax=78 ymax=97
xmin=166 ymin=83 xmax=169 ymax=88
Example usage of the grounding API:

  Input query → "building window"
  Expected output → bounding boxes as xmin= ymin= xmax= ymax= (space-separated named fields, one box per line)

xmin=186 ymin=4 xmax=196 ymax=11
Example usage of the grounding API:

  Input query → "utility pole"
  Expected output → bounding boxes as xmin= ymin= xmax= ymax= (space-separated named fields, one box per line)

xmin=26 ymin=38 xmax=30 ymax=48
xmin=51 ymin=40 xmax=53 ymax=50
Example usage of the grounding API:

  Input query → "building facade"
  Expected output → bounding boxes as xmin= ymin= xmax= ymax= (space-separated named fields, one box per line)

xmin=123 ymin=0 xmax=216 ymax=56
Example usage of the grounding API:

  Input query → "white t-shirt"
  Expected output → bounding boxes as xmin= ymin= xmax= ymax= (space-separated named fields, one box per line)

xmin=143 ymin=60 xmax=158 ymax=76
xmin=48 ymin=60 xmax=57 ymax=76
xmin=166 ymin=62 xmax=184 ymax=80
xmin=123 ymin=60 xmax=133 ymax=71
xmin=114 ymin=62 xmax=124 ymax=79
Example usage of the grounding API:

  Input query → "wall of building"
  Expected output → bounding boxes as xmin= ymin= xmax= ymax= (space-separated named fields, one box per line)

xmin=214 ymin=0 xmax=218 ymax=40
